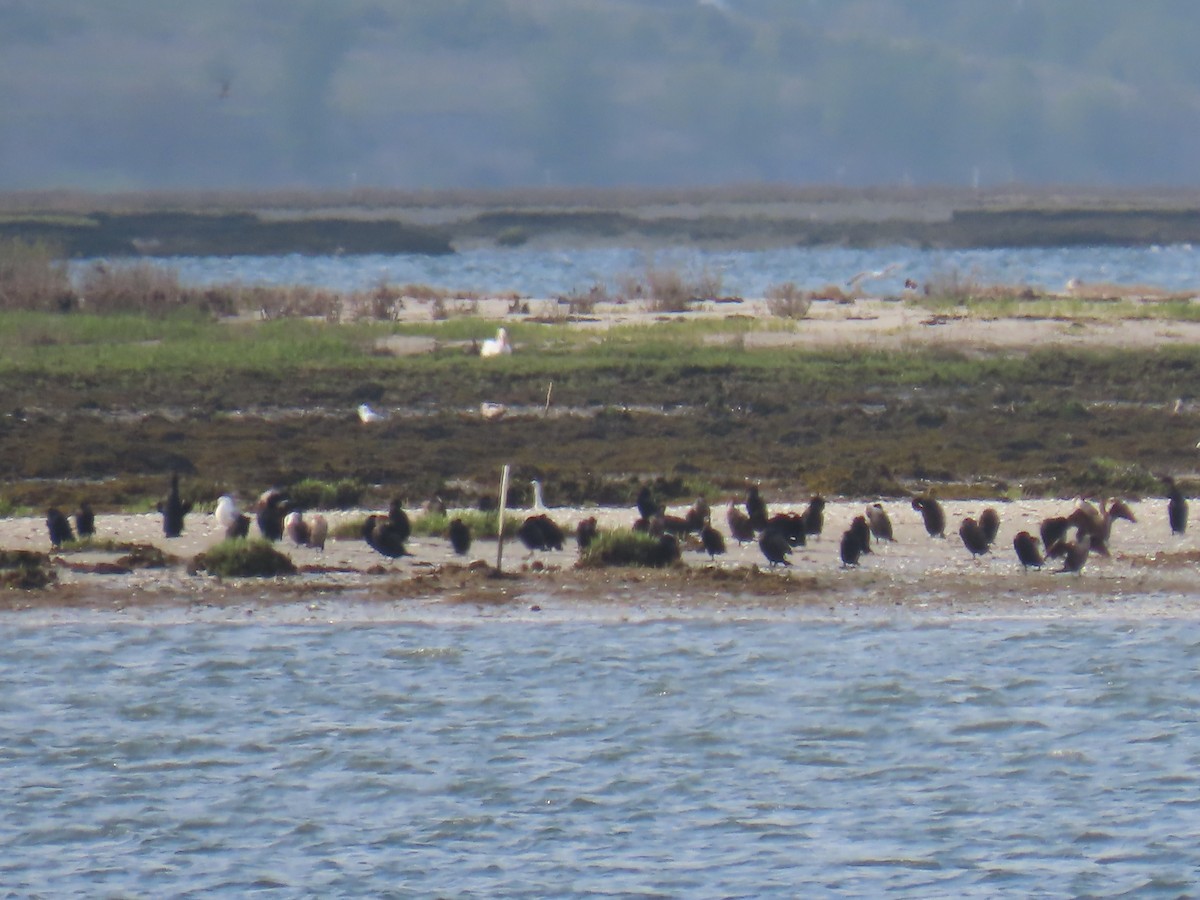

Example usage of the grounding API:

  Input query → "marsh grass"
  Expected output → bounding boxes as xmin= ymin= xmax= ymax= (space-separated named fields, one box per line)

xmin=764 ymin=281 xmax=812 ymax=319
xmin=0 ymin=238 xmax=73 ymax=312
xmin=578 ymin=528 xmax=679 ymax=568
xmin=287 ymin=478 xmax=366 ymax=510
xmin=0 ymin=549 xmax=55 ymax=588
xmin=0 ymin=311 xmax=382 ymax=374
xmin=410 ymin=509 xmax=518 ymax=539
xmin=196 ymin=538 xmax=296 ymax=577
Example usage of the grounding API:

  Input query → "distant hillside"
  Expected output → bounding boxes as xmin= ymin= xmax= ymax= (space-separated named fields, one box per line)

xmin=4 ymin=1 xmax=1200 ymax=190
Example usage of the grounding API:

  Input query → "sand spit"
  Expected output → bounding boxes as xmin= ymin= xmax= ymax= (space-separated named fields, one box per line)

xmin=2 ymin=498 xmax=1197 ymax=625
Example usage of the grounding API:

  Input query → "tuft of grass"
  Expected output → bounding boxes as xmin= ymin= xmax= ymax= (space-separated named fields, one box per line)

xmin=764 ymin=282 xmax=812 ymax=320
xmin=288 ymin=478 xmax=366 ymax=510
xmin=1065 ymin=457 xmax=1161 ymax=496
xmin=578 ymin=528 xmax=680 ymax=568
xmin=0 ymin=549 xmax=56 ymax=588
xmin=193 ymin=538 xmax=296 ymax=577
xmin=411 ymin=509 xmax=518 ymax=539
xmin=0 ymin=238 xmax=74 ymax=312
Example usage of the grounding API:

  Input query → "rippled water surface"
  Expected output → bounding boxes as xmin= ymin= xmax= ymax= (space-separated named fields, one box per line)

xmin=74 ymin=243 xmax=1200 ymax=297
xmin=4 ymin=616 xmax=1200 ymax=896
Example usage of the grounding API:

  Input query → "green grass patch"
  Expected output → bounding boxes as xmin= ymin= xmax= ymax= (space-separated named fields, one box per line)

xmin=578 ymin=528 xmax=679 ymax=568
xmin=0 ymin=550 xmax=55 ymax=588
xmin=193 ymin=538 xmax=296 ymax=577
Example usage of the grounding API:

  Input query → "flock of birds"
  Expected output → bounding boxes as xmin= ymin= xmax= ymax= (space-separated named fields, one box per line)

xmin=41 ymin=471 xmax=1191 ymax=580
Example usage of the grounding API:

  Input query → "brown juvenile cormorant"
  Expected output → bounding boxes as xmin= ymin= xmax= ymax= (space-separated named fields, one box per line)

xmin=912 ymin=495 xmax=946 ymax=538
xmin=1013 ymin=531 xmax=1044 ymax=571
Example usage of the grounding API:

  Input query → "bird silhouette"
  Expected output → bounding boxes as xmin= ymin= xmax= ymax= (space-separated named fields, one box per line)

xmin=746 ymin=485 xmax=768 ymax=532
xmin=726 ymin=503 xmax=755 ymax=544
xmin=978 ymin=507 xmax=1001 ymax=547
xmin=912 ymin=495 xmax=946 ymax=538
xmin=840 ymin=526 xmax=864 ymax=567
xmin=255 ymin=489 xmax=290 ymax=542
xmin=46 ymin=508 xmax=74 ymax=549
xmin=74 ymin=501 xmax=95 ymax=539
xmin=363 ymin=514 xmax=409 ymax=558
xmin=517 ymin=514 xmax=564 ymax=553
xmin=1164 ymin=476 xmax=1188 ymax=535
xmin=865 ymin=503 xmax=893 ymax=541
xmin=1013 ymin=531 xmax=1044 ymax=571
xmin=959 ymin=517 xmax=990 ymax=558
xmin=802 ymin=496 xmax=826 ymax=539
xmin=575 ymin=516 xmax=598 ymax=551
xmin=700 ymin=521 xmax=726 ymax=560
xmin=448 ymin=517 xmax=472 ymax=555
xmin=758 ymin=526 xmax=791 ymax=567
xmin=158 ymin=472 xmax=193 ymax=538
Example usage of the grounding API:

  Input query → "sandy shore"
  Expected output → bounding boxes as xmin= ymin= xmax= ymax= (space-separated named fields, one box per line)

xmin=2 ymin=496 xmax=1197 ymax=623
xmin=5 ymin=291 xmax=1199 ymax=622
xmin=374 ymin=294 xmax=1200 ymax=354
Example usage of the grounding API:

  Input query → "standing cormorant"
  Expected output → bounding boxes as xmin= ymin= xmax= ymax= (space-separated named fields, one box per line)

xmin=912 ymin=495 xmax=946 ymax=538
xmin=158 ymin=472 xmax=193 ymax=538
xmin=1013 ymin=532 xmax=1044 ymax=571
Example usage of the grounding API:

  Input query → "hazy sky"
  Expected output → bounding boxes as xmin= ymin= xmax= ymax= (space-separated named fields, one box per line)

xmin=4 ymin=0 xmax=1200 ymax=190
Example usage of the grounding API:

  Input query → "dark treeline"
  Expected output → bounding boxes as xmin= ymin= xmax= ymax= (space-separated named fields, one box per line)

xmin=5 ymin=0 xmax=1200 ymax=191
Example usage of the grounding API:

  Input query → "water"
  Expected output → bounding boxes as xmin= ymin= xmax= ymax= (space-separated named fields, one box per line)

xmin=72 ymin=243 xmax=1200 ymax=298
xmin=4 ymin=612 xmax=1200 ymax=896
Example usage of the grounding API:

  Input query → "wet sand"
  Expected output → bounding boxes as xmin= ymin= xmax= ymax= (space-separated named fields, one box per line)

xmin=3 ymin=497 xmax=1196 ymax=623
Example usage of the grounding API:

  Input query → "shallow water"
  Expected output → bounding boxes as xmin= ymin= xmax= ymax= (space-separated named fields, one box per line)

xmin=4 ymin=614 xmax=1200 ymax=895
xmin=74 ymin=243 xmax=1200 ymax=298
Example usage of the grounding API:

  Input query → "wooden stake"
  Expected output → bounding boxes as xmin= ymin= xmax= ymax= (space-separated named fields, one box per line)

xmin=544 ymin=381 xmax=554 ymax=416
xmin=495 ymin=464 xmax=511 ymax=571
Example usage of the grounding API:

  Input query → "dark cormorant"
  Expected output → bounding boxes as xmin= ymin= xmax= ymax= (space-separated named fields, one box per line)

xmin=746 ymin=486 xmax=768 ymax=532
xmin=74 ymin=501 xmax=95 ymax=539
xmin=255 ymin=489 xmax=290 ymax=542
xmin=448 ymin=517 xmax=472 ymax=555
xmin=518 ymin=514 xmax=565 ymax=553
xmin=363 ymin=514 xmax=409 ymax=558
xmin=700 ymin=522 xmax=726 ymax=560
xmin=727 ymin=503 xmax=755 ymax=544
xmin=1052 ymin=534 xmax=1091 ymax=575
xmin=959 ymin=517 xmax=990 ymax=557
xmin=840 ymin=527 xmax=863 ymax=567
xmin=912 ymin=495 xmax=945 ymax=538
xmin=46 ymin=508 xmax=74 ymax=549
xmin=158 ymin=472 xmax=193 ymax=538
xmin=979 ymin=507 xmax=1001 ymax=547
xmin=575 ymin=516 xmax=598 ymax=552
xmin=849 ymin=515 xmax=873 ymax=555
xmin=1164 ymin=476 xmax=1188 ymax=535
xmin=766 ymin=512 xmax=807 ymax=547
xmin=649 ymin=533 xmax=682 ymax=567
xmin=801 ymin=496 xmax=826 ymax=539
xmin=636 ymin=485 xmax=661 ymax=521
xmin=758 ymin=526 xmax=791 ymax=567
xmin=1013 ymin=531 xmax=1044 ymax=571
xmin=1040 ymin=516 xmax=1070 ymax=551
xmin=684 ymin=497 xmax=711 ymax=534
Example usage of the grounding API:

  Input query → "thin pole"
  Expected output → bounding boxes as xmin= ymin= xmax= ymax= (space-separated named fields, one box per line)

xmin=495 ymin=464 xmax=511 ymax=571
xmin=544 ymin=381 xmax=554 ymax=416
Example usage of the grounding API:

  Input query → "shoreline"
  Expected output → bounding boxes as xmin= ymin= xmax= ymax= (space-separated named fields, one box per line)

xmin=4 ymin=497 xmax=1197 ymax=622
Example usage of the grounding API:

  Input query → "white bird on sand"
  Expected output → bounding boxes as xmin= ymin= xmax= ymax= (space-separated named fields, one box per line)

xmin=215 ymin=495 xmax=241 ymax=530
xmin=480 ymin=327 xmax=512 ymax=357
xmin=480 ymin=401 xmax=507 ymax=420
xmin=530 ymin=479 xmax=547 ymax=513
xmin=358 ymin=403 xmax=384 ymax=424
